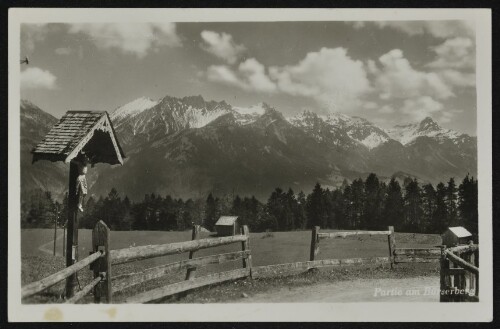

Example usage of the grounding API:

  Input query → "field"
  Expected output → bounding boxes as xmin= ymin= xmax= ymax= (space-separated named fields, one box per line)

xmin=21 ymin=228 xmax=442 ymax=303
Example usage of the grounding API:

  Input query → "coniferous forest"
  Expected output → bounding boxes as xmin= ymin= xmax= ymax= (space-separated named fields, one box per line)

xmin=21 ymin=173 xmax=478 ymax=235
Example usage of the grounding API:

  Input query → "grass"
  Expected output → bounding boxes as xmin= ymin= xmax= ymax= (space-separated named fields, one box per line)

xmin=21 ymin=228 xmax=442 ymax=303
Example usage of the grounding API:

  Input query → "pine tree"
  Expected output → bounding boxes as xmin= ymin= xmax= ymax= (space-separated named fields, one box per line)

xmin=306 ymin=183 xmax=327 ymax=228
xmin=446 ymin=177 xmax=458 ymax=226
xmin=421 ymin=183 xmax=436 ymax=233
xmin=433 ymin=182 xmax=448 ymax=233
xmin=383 ymin=178 xmax=405 ymax=230
xmin=458 ymin=174 xmax=478 ymax=234
xmin=267 ymin=188 xmax=293 ymax=231
xmin=363 ymin=173 xmax=383 ymax=229
xmin=295 ymin=191 xmax=308 ymax=230
xmin=285 ymin=188 xmax=297 ymax=230
xmin=204 ymin=193 xmax=218 ymax=231
xmin=342 ymin=185 xmax=354 ymax=229
xmin=323 ymin=188 xmax=336 ymax=229
xmin=350 ymin=179 xmax=364 ymax=229
xmin=403 ymin=179 xmax=423 ymax=232
xmin=329 ymin=188 xmax=346 ymax=229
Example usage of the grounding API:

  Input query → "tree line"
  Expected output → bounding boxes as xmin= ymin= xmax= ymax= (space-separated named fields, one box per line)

xmin=21 ymin=173 xmax=478 ymax=235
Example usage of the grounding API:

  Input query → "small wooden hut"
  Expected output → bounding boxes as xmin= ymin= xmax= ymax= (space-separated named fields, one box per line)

xmin=215 ymin=216 xmax=239 ymax=236
xmin=441 ymin=226 xmax=473 ymax=247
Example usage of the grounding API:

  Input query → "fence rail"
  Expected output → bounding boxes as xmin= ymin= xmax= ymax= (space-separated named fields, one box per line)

xmin=112 ymin=250 xmax=251 ymax=293
xmin=252 ymin=257 xmax=390 ymax=278
xmin=126 ymin=268 xmax=250 ymax=304
xmin=65 ymin=275 xmax=102 ymax=304
xmin=318 ymin=230 xmax=391 ymax=239
xmin=444 ymin=250 xmax=479 ymax=275
xmin=110 ymin=235 xmax=248 ymax=265
xmin=440 ymin=243 xmax=479 ymax=302
xmin=21 ymin=250 xmax=104 ymax=299
xmin=310 ymin=226 xmax=395 ymax=267
xmin=448 ymin=244 xmax=479 ymax=254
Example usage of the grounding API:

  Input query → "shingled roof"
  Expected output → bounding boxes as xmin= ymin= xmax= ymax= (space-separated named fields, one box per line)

xmin=215 ymin=216 xmax=238 ymax=226
xmin=32 ymin=111 xmax=125 ymax=165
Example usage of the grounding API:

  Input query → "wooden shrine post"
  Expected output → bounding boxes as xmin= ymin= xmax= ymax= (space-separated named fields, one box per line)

xmin=65 ymin=160 xmax=80 ymax=297
xmin=32 ymin=111 xmax=126 ymax=299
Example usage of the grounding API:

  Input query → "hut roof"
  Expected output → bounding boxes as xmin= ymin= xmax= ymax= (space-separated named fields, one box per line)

xmin=215 ymin=216 xmax=238 ymax=226
xmin=446 ymin=226 xmax=472 ymax=238
xmin=32 ymin=111 xmax=125 ymax=165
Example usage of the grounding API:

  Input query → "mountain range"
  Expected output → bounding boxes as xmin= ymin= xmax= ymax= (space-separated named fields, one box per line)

xmin=20 ymin=95 xmax=477 ymax=201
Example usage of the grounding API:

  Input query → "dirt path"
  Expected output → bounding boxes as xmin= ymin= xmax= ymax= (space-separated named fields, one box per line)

xmin=38 ymin=233 xmax=64 ymax=256
xmin=237 ymin=276 xmax=440 ymax=302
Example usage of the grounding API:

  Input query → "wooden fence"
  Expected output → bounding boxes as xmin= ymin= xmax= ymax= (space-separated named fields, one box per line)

xmin=310 ymin=226 xmax=441 ymax=268
xmin=22 ymin=220 xmax=110 ymax=303
xmin=121 ymin=224 xmax=252 ymax=303
xmin=22 ymin=221 xmax=252 ymax=304
xmin=310 ymin=226 xmax=395 ymax=267
xmin=440 ymin=243 xmax=479 ymax=302
xmin=23 ymin=222 xmax=474 ymax=303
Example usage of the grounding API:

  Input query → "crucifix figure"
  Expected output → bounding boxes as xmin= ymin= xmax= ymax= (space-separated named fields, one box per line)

xmin=76 ymin=157 xmax=89 ymax=212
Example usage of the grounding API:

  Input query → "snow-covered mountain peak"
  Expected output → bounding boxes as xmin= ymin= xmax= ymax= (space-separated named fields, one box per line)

xmin=287 ymin=110 xmax=389 ymax=150
xmin=231 ymin=103 xmax=271 ymax=125
xmin=234 ymin=103 xmax=267 ymax=116
xmin=321 ymin=112 xmax=354 ymax=126
xmin=386 ymin=117 xmax=460 ymax=145
xmin=417 ymin=116 xmax=442 ymax=133
xmin=111 ymin=97 xmax=158 ymax=121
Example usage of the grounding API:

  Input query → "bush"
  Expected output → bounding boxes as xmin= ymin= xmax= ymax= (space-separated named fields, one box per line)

xmin=261 ymin=230 xmax=274 ymax=239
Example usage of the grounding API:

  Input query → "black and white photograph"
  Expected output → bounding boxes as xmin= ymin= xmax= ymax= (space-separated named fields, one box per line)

xmin=8 ymin=8 xmax=492 ymax=322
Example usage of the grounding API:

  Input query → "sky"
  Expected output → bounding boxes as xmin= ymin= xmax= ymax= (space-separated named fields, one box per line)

xmin=19 ymin=20 xmax=477 ymax=135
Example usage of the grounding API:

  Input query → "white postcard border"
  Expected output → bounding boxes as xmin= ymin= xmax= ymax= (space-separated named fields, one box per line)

xmin=8 ymin=8 xmax=493 ymax=322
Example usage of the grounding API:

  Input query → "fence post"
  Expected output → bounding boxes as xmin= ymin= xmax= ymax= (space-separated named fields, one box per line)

xmin=310 ymin=226 xmax=320 ymax=261
xmin=62 ymin=222 xmax=66 ymax=257
xmin=92 ymin=220 xmax=111 ymax=303
xmin=185 ymin=225 xmax=200 ymax=280
xmin=451 ymin=249 xmax=460 ymax=301
xmin=439 ymin=246 xmax=450 ymax=302
xmin=241 ymin=225 xmax=252 ymax=278
xmin=387 ymin=226 xmax=395 ymax=269
xmin=474 ymin=248 xmax=479 ymax=298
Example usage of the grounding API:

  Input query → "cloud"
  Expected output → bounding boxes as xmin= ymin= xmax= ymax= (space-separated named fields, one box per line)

xmin=362 ymin=101 xmax=378 ymax=110
xmin=200 ymin=30 xmax=246 ymax=64
xmin=427 ymin=37 xmax=475 ymax=69
xmin=206 ymin=58 xmax=277 ymax=93
xmin=21 ymin=67 xmax=57 ymax=90
xmin=21 ymin=24 xmax=50 ymax=53
xmin=370 ymin=49 xmax=454 ymax=100
xmin=68 ymin=23 xmax=180 ymax=58
xmin=269 ymin=47 xmax=372 ymax=110
xmin=401 ymin=96 xmax=443 ymax=121
xmin=206 ymin=65 xmax=246 ymax=88
xmin=239 ymin=58 xmax=277 ymax=92
xmin=378 ymin=105 xmax=395 ymax=114
xmin=351 ymin=20 xmax=475 ymax=39
xmin=206 ymin=47 xmax=372 ymax=111
xmin=439 ymin=111 xmax=454 ymax=123
xmin=55 ymin=47 xmax=72 ymax=55
xmin=439 ymin=70 xmax=475 ymax=88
